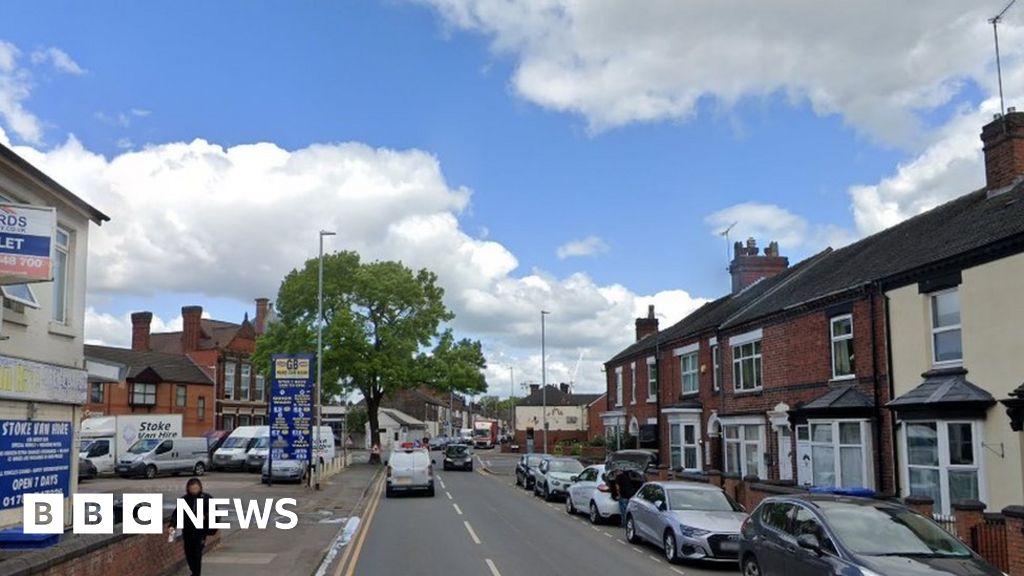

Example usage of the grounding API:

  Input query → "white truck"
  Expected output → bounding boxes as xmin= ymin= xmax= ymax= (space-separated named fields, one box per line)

xmin=79 ymin=415 xmax=183 ymax=475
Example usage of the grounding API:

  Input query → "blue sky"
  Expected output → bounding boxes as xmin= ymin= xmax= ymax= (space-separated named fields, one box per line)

xmin=0 ymin=1 xmax=1015 ymax=393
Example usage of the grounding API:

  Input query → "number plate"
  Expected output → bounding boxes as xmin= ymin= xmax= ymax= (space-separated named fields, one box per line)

xmin=718 ymin=540 xmax=739 ymax=552
xmin=394 ymin=477 xmax=412 ymax=485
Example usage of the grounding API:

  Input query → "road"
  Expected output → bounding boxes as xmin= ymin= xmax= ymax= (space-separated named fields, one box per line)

xmin=346 ymin=452 xmax=738 ymax=576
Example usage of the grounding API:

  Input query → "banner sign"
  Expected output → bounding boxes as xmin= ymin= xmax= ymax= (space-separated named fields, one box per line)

xmin=0 ymin=420 xmax=72 ymax=510
xmin=0 ymin=355 xmax=88 ymax=405
xmin=269 ymin=354 xmax=314 ymax=463
xmin=0 ymin=203 xmax=56 ymax=284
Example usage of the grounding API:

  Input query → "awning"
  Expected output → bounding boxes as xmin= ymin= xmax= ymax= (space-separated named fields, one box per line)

xmin=789 ymin=384 xmax=874 ymax=424
xmin=887 ymin=367 xmax=995 ymax=421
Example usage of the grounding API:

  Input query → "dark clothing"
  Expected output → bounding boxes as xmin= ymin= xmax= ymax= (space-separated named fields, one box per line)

xmin=168 ymin=491 xmax=213 ymax=576
xmin=610 ymin=470 xmax=642 ymax=501
xmin=183 ymin=532 xmax=205 ymax=576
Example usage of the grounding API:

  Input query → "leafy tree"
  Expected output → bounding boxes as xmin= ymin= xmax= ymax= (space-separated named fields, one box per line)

xmin=254 ymin=250 xmax=487 ymax=447
xmin=346 ymin=406 xmax=368 ymax=435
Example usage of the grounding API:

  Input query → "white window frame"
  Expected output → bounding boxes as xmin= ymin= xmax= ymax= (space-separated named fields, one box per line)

xmin=711 ymin=344 xmax=721 ymax=392
xmin=929 ymin=288 xmax=963 ymax=366
xmin=1 ymin=284 xmax=40 ymax=309
xmin=131 ymin=382 xmax=157 ymax=406
xmin=900 ymin=419 xmax=984 ymax=515
xmin=807 ymin=419 xmax=873 ymax=489
xmin=630 ymin=363 xmax=637 ymax=405
xmin=224 ymin=362 xmax=236 ymax=400
xmin=722 ymin=423 xmax=764 ymax=478
xmin=197 ymin=396 xmax=206 ymax=420
xmin=51 ymin=226 xmax=71 ymax=324
xmin=240 ymin=364 xmax=251 ymax=401
xmin=732 ymin=339 xmax=763 ymax=392
xmin=830 ymin=314 xmax=855 ymax=380
xmin=255 ymin=373 xmax=265 ymax=402
xmin=646 ymin=357 xmax=657 ymax=403
xmin=615 ymin=367 xmax=623 ymax=407
xmin=175 ymin=384 xmax=187 ymax=407
xmin=680 ymin=352 xmax=699 ymax=396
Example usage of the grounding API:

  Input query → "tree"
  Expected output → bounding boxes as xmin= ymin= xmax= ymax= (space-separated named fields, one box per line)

xmin=254 ymin=250 xmax=487 ymax=448
xmin=346 ymin=406 xmax=368 ymax=436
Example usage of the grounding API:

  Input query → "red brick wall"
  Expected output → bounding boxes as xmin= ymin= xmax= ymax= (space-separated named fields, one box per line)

xmin=26 ymin=532 xmax=220 ymax=576
xmin=586 ymin=394 xmax=606 ymax=440
xmin=85 ymin=380 xmax=215 ymax=436
xmin=513 ymin=430 xmax=588 ymax=454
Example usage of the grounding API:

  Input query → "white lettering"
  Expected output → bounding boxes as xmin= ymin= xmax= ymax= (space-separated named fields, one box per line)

xmin=176 ymin=497 xmax=204 ymax=530
xmin=274 ymin=498 xmax=298 ymax=530
xmin=233 ymin=499 xmax=274 ymax=529
xmin=209 ymin=498 xmax=232 ymax=529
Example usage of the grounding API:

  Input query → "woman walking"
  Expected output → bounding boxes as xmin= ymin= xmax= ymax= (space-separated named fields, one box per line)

xmin=167 ymin=477 xmax=214 ymax=576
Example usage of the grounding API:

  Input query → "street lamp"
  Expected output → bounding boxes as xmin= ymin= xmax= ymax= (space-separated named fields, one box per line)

xmin=541 ymin=310 xmax=550 ymax=454
xmin=315 ymin=230 xmax=335 ymax=490
xmin=508 ymin=366 xmax=515 ymax=439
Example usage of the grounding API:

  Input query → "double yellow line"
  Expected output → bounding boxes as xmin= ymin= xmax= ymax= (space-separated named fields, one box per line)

xmin=333 ymin=473 xmax=386 ymax=576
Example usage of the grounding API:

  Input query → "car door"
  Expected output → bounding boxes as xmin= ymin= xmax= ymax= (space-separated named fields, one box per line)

xmin=571 ymin=467 xmax=597 ymax=508
xmin=632 ymin=484 xmax=659 ymax=542
xmin=785 ymin=504 xmax=839 ymax=576
xmin=154 ymin=440 xmax=174 ymax=472
xmin=756 ymin=502 xmax=796 ymax=575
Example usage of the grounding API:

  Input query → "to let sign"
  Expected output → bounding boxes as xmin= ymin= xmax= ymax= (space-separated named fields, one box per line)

xmin=0 ymin=420 xmax=72 ymax=510
xmin=0 ymin=203 xmax=55 ymax=285
xmin=269 ymin=354 xmax=314 ymax=463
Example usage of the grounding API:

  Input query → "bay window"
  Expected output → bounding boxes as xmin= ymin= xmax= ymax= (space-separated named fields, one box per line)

xmin=830 ymin=314 xmax=855 ymax=379
xmin=723 ymin=423 xmax=764 ymax=478
xmin=808 ymin=420 xmax=872 ymax=488
xmin=905 ymin=420 xmax=981 ymax=514
xmin=669 ymin=422 xmax=700 ymax=471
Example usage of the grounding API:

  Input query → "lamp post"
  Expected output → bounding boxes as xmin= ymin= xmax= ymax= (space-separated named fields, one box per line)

xmin=315 ymin=230 xmax=335 ymax=490
xmin=541 ymin=310 xmax=550 ymax=454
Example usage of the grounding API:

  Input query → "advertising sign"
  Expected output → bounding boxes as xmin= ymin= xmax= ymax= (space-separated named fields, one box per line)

xmin=0 ymin=355 xmax=88 ymax=405
xmin=0 ymin=420 xmax=72 ymax=510
xmin=269 ymin=354 xmax=314 ymax=464
xmin=0 ymin=203 xmax=56 ymax=285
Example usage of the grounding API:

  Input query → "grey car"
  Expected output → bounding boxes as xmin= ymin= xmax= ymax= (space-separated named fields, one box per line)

xmin=533 ymin=457 xmax=584 ymax=501
xmin=625 ymin=481 xmax=747 ymax=564
xmin=261 ymin=458 xmax=308 ymax=483
xmin=738 ymin=494 xmax=1003 ymax=576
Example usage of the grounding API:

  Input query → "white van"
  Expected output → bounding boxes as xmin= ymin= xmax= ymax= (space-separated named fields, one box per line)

xmin=245 ymin=431 xmax=272 ymax=473
xmin=115 ymin=437 xmax=209 ymax=479
xmin=213 ymin=425 xmax=267 ymax=471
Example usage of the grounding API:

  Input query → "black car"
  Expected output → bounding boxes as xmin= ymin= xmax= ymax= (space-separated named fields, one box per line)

xmin=442 ymin=444 xmax=473 ymax=471
xmin=78 ymin=457 xmax=98 ymax=481
xmin=515 ymin=454 xmax=544 ymax=489
xmin=739 ymin=494 xmax=1003 ymax=576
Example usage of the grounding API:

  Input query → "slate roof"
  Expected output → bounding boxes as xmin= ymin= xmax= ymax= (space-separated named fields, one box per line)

xmin=517 ymin=385 xmax=600 ymax=407
xmin=380 ymin=408 xmax=426 ymax=428
xmin=149 ymin=318 xmax=255 ymax=354
xmin=1013 ymin=382 xmax=1024 ymax=398
xmin=84 ymin=345 xmax=214 ymax=385
xmin=887 ymin=368 xmax=996 ymax=409
xmin=800 ymin=385 xmax=874 ymax=411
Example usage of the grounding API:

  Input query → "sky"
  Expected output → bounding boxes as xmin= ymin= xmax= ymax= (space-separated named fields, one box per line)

xmin=0 ymin=1 xmax=1021 ymax=397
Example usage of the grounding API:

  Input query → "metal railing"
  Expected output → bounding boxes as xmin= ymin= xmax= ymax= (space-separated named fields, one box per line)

xmin=932 ymin=513 xmax=957 ymax=535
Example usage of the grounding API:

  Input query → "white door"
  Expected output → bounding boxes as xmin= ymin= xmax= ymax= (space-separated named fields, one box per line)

xmin=778 ymin=427 xmax=793 ymax=481
xmin=796 ymin=425 xmax=812 ymax=486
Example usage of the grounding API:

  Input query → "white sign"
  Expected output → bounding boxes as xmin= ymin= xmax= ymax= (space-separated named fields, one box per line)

xmin=0 ymin=355 xmax=88 ymax=405
xmin=0 ymin=203 xmax=55 ymax=285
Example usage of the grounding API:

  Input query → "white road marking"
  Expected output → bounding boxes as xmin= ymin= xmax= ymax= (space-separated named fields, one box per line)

xmin=591 ymin=526 xmax=600 ymax=532
xmin=603 ymin=532 xmax=613 ymax=538
xmin=464 ymin=521 xmax=482 ymax=544
xmin=485 ymin=558 xmax=501 ymax=576
xmin=632 ymin=547 xmax=643 ymax=554
xmin=617 ymin=539 xmax=628 ymax=545
xmin=439 ymin=478 xmax=446 ymax=489
xmin=446 ymin=492 xmax=453 ymax=500
xmin=453 ymin=503 xmax=463 ymax=515
xmin=648 ymin=555 xmax=661 ymax=562
xmin=670 ymin=568 xmax=685 ymax=575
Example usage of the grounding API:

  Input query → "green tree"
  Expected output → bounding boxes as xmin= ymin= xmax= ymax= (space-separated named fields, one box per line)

xmin=346 ymin=406 xmax=368 ymax=436
xmin=254 ymin=250 xmax=487 ymax=447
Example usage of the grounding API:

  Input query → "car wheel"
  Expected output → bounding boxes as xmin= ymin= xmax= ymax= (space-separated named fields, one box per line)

xmin=385 ymin=487 xmax=394 ymax=498
xmin=663 ymin=531 xmax=678 ymax=564
xmin=427 ymin=487 xmax=435 ymax=497
xmin=742 ymin=555 xmax=762 ymax=576
xmin=468 ymin=464 xmax=473 ymax=472
xmin=145 ymin=465 xmax=157 ymax=479
xmin=194 ymin=462 xmax=206 ymax=476
xmin=543 ymin=485 xmax=553 ymax=502
xmin=443 ymin=463 xmax=450 ymax=471
xmin=589 ymin=502 xmax=602 ymax=524
xmin=565 ymin=495 xmax=576 ymax=515
xmin=625 ymin=515 xmax=641 ymax=544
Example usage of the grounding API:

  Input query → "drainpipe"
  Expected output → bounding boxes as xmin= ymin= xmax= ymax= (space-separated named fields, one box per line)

xmin=878 ymin=282 xmax=900 ymax=496
xmin=869 ymin=285 xmax=884 ymax=492
xmin=655 ymin=339 xmax=661 ymax=463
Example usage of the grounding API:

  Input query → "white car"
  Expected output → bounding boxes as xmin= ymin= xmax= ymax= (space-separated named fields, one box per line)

xmin=386 ymin=448 xmax=436 ymax=498
xmin=565 ymin=464 xmax=620 ymax=524
xmin=532 ymin=457 xmax=584 ymax=501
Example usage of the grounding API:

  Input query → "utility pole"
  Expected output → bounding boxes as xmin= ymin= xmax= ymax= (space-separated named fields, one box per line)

xmin=315 ymin=230 xmax=335 ymax=490
xmin=541 ymin=310 xmax=550 ymax=454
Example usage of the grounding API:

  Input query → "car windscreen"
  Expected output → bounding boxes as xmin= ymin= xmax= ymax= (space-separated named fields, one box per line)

xmin=666 ymin=489 xmax=739 ymax=512
xmin=527 ymin=456 xmax=543 ymax=467
xmin=79 ymin=440 xmax=93 ymax=453
xmin=819 ymin=503 xmax=972 ymax=557
xmin=127 ymin=439 xmax=160 ymax=454
xmin=446 ymin=445 xmax=468 ymax=456
xmin=473 ymin=429 xmax=489 ymax=436
xmin=391 ymin=451 xmax=430 ymax=468
xmin=222 ymin=436 xmax=251 ymax=448
xmin=548 ymin=460 xmax=584 ymax=473
xmin=252 ymin=437 xmax=270 ymax=449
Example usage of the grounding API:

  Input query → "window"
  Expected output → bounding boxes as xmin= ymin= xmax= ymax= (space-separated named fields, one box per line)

xmin=131 ymin=383 xmax=156 ymax=406
xmin=905 ymin=421 xmax=980 ymax=514
xmin=830 ymin=315 xmax=855 ymax=379
xmin=255 ymin=373 xmax=265 ymax=401
xmin=669 ymin=422 xmax=699 ymax=471
xmin=615 ymin=368 xmax=623 ymax=406
xmin=253 ymin=415 xmax=264 ymax=425
xmin=809 ymin=420 xmax=871 ymax=489
xmin=930 ymin=289 xmax=962 ymax=364
xmin=646 ymin=359 xmax=658 ymax=402
xmin=222 ymin=414 xmax=235 ymax=430
xmin=630 ymin=364 xmax=636 ymax=404
xmin=762 ymin=502 xmax=795 ymax=533
xmin=566 ymin=416 xmax=578 ymax=425
xmin=175 ymin=384 xmax=187 ymax=407
xmin=792 ymin=506 xmax=838 ymax=556
xmin=224 ymin=362 xmax=236 ymax=399
xmin=712 ymin=345 xmax=721 ymax=392
xmin=89 ymin=382 xmax=104 ymax=403
xmin=52 ymin=227 xmax=70 ymax=323
xmin=723 ymin=424 xmax=763 ymax=478
xmin=2 ymin=283 xmax=40 ymax=309
xmin=197 ymin=397 xmax=206 ymax=420
xmin=241 ymin=364 xmax=251 ymax=400
xmin=732 ymin=340 xmax=763 ymax=392
xmin=680 ymin=353 xmax=698 ymax=395
xmin=239 ymin=415 xmax=250 ymax=427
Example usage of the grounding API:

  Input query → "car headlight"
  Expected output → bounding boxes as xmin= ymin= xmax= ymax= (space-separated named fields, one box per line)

xmin=678 ymin=524 xmax=710 ymax=538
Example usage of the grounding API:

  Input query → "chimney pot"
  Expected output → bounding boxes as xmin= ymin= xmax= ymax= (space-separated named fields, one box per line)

xmin=559 ymin=383 xmax=570 ymax=394
xmin=182 ymin=306 xmax=203 ymax=352
xmin=730 ymin=239 xmax=789 ymax=294
xmin=981 ymin=111 xmax=1024 ymax=190
xmin=529 ymin=384 xmax=540 ymax=394
xmin=635 ymin=305 xmax=659 ymax=341
xmin=255 ymin=298 xmax=270 ymax=335
xmin=130 ymin=311 xmax=152 ymax=352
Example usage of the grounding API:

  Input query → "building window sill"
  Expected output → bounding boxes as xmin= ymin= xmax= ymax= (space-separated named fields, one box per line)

xmin=48 ymin=321 xmax=76 ymax=338
xmin=829 ymin=375 xmax=857 ymax=383
xmin=3 ymin=310 xmax=29 ymax=327
xmin=681 ymin=391 xmax=699 ymax=398
xmin=733 ymin=389 xmax=763 ymax=397
xmin=646 ymin=398 xmax=657 ymax=404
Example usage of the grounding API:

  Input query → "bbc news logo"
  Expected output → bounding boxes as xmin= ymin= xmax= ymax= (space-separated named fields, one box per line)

xmin=22 ymin=494 xmax=298 ymax=534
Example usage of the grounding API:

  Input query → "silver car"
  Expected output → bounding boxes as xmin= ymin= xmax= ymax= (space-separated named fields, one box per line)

xmin=385 ymin=448 xmax=436 ymax=497
xmin=532 ymin=457 xmax=584 ymax=501
xmin=565 ymin=464 xmax=620 ymax=524
xmin=625 ymin=481 xmax=747 ymax=564
xmin=261 ymin=458 xmax=308 ymax=483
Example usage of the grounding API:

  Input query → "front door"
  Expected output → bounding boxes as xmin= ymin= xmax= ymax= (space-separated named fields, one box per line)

xmin=796 ymin=425 xmax=812 ymax=486
xmin=778 ymin=427 xmax=793 ymax=481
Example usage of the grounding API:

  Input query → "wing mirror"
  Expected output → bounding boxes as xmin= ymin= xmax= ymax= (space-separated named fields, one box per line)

xmin=796 ymin=534 xmax=822 ymax=555
xmin=570 ymin=475 xmax=579 ymax=483
xmin=655 ymin=500 xmax=667 ymax=512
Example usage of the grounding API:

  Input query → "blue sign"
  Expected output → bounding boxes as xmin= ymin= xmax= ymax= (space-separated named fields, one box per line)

xmin=269 ymin=354 xmax=314 ymax=463
xmin=0 ymin=420 xmax=72 ymax=510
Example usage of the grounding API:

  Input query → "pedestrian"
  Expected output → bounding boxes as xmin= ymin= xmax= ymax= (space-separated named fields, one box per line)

xmin=609 ymin=466 xmax=642 ymax=527
xmin=166 ymin=477 xmax=215 ymax=576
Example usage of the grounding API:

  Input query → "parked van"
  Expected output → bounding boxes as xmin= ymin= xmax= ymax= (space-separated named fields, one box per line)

xmin=213 ymin=426 xmax=266 ymax=471
xmin=245 ymin=433 xmax=271 ymax=473
xmin=115 ymin=437 xmax=209 ymax=479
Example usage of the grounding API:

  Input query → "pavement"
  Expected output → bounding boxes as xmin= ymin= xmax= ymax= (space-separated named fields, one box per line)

xmin=341 ymin=451 xmax=739 ymax=576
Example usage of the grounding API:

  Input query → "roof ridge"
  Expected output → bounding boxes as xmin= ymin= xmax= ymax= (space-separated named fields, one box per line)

xmin=721 ymin=247 xmax=833 ymax=329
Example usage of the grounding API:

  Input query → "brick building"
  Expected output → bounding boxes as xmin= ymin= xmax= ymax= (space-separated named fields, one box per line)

xmin=130 ymin=298 xmax=273 ymax=431
xmin=84 ymin=345 xmax=215 ymax=436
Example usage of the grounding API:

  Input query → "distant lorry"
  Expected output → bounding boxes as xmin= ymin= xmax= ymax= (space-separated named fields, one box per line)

xmin=79 ymin=415 xmax=183 ymax=475
xmin=472 ymin=420 xmax=498 ymax=449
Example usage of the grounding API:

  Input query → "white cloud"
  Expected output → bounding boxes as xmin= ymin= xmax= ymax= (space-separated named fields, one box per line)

xmin=0 ymin=41 xmax=43 ymax=144
xmin=556 ymin=235 xmax=609 ymax=259
xmin=83 ymin=308 xmax=200 ymax=348
xmin=416 ymin=0 xmax=1019 ymax=145
xmin=705 ymin=202 xmax=855 ymax=253
xmin=31 ymin=47 xmax=86 ymax=75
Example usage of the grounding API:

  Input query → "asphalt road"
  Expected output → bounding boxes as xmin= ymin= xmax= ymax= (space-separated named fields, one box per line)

xmin=350 ymin=452 xmax=739 ymax=576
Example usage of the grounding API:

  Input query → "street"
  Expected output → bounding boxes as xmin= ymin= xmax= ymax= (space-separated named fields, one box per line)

xmin=346 ymin=453 xmax=737 ymax=576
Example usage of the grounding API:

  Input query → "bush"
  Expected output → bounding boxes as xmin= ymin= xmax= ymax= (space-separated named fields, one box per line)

xmin=589 ymin=435 xmax=607 ymax=447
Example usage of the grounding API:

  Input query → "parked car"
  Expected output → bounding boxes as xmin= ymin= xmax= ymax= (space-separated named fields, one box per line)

xmin=565 ymin=464 xmax=619 ymax=524
xmin=515 ymin=454 xmax=544 ymax=489
xmin=606 ymin=449 xmax=658 ymax=473
xmin=442 ymin=443 xmax=473 ymax=471
xmin=624 ymin=481 xmax=746 ymax=564
xmin=261 ymin=458 xmax=307 ymax=484
xmin=115 ymin=437 xmax=209 ymax=479
xmin=385 ymin=447 xmax=436 ymax=498
xmin=738 ymin=494 xmax=1004 ymax=576
xmin=533 ymin=457 xmax=584 ymax=501
xmin=78 ymin=457 xmax=97 ymax=481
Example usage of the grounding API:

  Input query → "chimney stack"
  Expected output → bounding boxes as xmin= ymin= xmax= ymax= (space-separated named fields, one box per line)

xmin=981 ymin=111 xmax=1024 ymax=191
xmin=530 ymin=384 xmax=540 ymax=394
xmin=182 ymin=306 xmax=203 ymax=352
xmin=131 ymin=312 xmax=152 ymax=352
xmin=255 ymin=298 xmax=269 ymax=335
xmin=635 ymin=304 xmax=659 ymax=342
xmin=729 ymin=238 xmax=788 ymax=294
xmin=559 ymin=383 xmax=570 ymax=394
